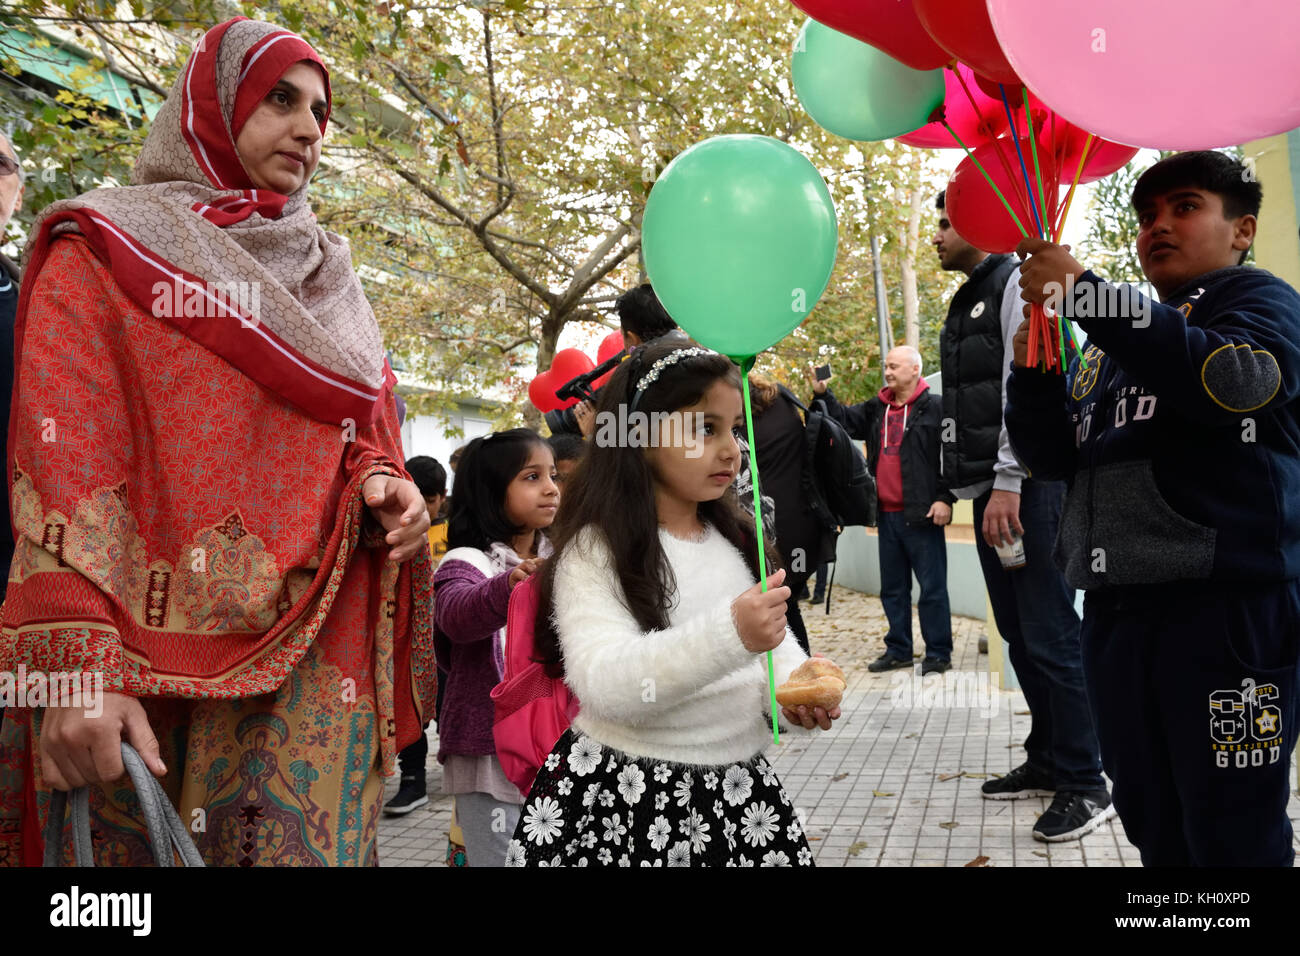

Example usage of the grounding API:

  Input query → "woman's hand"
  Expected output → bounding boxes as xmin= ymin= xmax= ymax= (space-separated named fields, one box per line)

xmin=362 ymin=474 xmax=431 ymax=562
xmin=39 ymin=692 xmax=167 ymax=790
xmin=781 ymin=703 xmax=841 ymax=731
xmin=574 ymin=400 xmax=597 ymax=439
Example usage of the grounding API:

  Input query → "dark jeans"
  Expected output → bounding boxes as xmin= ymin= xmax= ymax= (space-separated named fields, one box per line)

xmin=1082 ymin=580 xmax=1299 ymax=866
xmin=811 ymin=561 xmax=829 ymax=602
xmin=877 ymin=510 xmax=952 ymax=662
xmin=973 ymin=480 xmax=1104 ymax=792
xmin=398 ymin=725 xmax=429 ymax=780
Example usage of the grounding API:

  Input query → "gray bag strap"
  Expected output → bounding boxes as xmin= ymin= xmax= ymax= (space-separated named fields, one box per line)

xmin=42 ymin=741 xmax=205 ymax=867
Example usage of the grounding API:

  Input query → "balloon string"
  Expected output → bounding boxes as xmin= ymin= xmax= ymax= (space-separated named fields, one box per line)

xmin=997 ymin=84 xmax=1045 ymax=238
xmin=950 ymin=67 xmax=1027 ymax=214
xmin=942 ymin=121 xmax=1030 ymax=240
xmin=740 ymin=361 xmax=779 ymax=746
xmin=1046 ymin=111 xmax=1061 ymax=228
xmin=1053 ymin=133 xmax=1096 ymax=243
xmin=1022 ymin=86 xmax=1052 ymax=242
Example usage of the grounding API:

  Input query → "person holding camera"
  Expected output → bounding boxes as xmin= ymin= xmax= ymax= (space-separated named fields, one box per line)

xmin=813 ymin=347 xmax=953 ymax=674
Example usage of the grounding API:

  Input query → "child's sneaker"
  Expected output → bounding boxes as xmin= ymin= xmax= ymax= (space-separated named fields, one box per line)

xmin=980 ymin=762 xmax=1055 ymax=800
xmin=1031 ymin=790 xmax=1117 ymax=842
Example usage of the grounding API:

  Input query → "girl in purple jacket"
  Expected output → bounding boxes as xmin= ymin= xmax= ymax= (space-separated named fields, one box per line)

xmin=433 ymin=428 xmax=559 ymax=866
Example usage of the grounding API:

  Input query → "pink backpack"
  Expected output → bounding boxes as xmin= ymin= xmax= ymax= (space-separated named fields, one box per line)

xmin=490 ymin=574 xmax=580 ymax=797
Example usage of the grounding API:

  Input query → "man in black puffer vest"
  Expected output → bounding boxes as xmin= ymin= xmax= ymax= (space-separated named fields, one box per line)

xmin=934 ymin=191 xmax=1110 ymax=844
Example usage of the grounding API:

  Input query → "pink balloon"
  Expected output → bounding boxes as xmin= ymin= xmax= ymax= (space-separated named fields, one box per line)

xmin=898 ymin=64 xmax=1008 ymax=149
xmin=987 ymin=0 xmax=1300 ymax=150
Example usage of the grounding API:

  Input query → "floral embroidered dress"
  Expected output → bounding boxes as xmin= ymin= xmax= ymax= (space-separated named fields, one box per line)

xmin=510 ymin=730 xmax=811 ymax=867
xmin=0 ymin=18 xmax=434 ymax=867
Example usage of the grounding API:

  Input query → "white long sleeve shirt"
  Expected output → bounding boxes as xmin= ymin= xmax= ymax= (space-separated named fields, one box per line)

xmin=554 ymin=523 xmax=811 ymax=767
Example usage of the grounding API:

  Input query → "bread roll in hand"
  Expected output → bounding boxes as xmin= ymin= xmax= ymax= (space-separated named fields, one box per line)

xmin=775 ymin=657 xmax=846 ymax=712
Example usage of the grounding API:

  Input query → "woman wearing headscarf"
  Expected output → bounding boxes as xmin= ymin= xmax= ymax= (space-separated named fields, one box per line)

xmin=0 ymin=17 xmax=435 ymax=866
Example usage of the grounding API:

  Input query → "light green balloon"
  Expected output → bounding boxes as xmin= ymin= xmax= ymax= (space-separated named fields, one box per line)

xmin=642 ymin=134 xmax=838 ymax=358
xmin=792 ymin=18 xmax=945 ymax=142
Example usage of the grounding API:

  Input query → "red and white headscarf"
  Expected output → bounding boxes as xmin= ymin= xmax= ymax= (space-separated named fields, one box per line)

xmin=22 ymin=17 xmax=390 ymax=425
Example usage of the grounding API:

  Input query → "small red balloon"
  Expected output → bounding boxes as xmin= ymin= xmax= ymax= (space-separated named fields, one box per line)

xmin=596 ymin=331 xmax=625 ymax=365
xmin=791 ymin=0 xmax=952 ymax=71
xmin=546 ymin=349 xmax=595 ymax=409
xmin=529 ymin=371 xmax=562 ymax=413
xmin=914 ymin=0 xmax=1020 ymax=86
xmin=592 ymin=331 xmax=626 ymax=390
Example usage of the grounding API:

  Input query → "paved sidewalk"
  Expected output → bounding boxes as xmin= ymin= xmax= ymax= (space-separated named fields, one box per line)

xmin=378 ymin=586 xmax=1300 ymax=867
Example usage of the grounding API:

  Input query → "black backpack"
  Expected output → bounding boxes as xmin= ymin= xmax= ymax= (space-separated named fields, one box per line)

xmin=779 ymin=387 xmax=877 ymax=531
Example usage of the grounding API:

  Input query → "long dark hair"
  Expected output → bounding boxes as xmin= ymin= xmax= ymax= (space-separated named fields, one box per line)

xmin=534 ymin=337 xmax=779 ymax=678
xmin=447 ymin=428 xmax=550 ymax=552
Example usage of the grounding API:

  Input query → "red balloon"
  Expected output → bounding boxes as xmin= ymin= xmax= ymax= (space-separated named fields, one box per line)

xmin=546 ymin=349 xmax=595 ymax=409
xmin=791 ymin=0 xmax=952 ymax=71
xmin=946 ymin=138 xmax=1061 ymax=254
xmin=528 ymin=371 xmax=562 ymax=413
xmin=914 ymin=0 xmax=1019 ymax=85
xmin=596 ymin=331 xmax=624 ymax=365
xmin=592 ymin=331 xmax=626 ymax=390
xmin=549 ymin=348 xmax=595 ymax=384
xmin=1056 ymin=124 xmax=1140 ymax=184
xmin=972 ymin=69 xmax=1025 ymax=101
xmin=897 ymin=63 xmax=1008 ymax=149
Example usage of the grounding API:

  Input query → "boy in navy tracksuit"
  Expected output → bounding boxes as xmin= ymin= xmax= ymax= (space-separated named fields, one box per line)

xmin=1005 ymin=151 xmax=1300 ymax=866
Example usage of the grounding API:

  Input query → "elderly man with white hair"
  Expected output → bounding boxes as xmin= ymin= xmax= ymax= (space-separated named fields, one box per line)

xmin=814 ymin=344 xmax=954 ymax=674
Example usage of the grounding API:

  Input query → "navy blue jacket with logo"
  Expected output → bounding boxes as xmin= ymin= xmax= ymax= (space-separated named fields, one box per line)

xmin=1004 ymin=266 xmax=1300 ymax=590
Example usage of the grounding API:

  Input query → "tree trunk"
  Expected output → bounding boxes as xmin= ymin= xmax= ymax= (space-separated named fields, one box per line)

xmin=901 ymin=157 xmax=924 ymax=349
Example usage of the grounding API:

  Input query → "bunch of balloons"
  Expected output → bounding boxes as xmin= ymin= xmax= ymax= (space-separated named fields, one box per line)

xmin=787 ymin=0 xmax=1300 ymax=372
xmin=791 ymin=0 xmax=1300 ymax=151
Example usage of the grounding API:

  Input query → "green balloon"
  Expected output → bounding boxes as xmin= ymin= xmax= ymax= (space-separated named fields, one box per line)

xmin=792 ymin=18 xmax=945 ymax=142
xmin=642 ymin=135 xmax=838 ymax=358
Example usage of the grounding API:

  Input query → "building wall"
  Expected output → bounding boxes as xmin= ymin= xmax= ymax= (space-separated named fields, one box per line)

xmin=399 ymin=403 xmax=495 ymax=492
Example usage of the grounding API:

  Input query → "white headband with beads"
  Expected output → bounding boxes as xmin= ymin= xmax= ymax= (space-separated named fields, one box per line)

xmin=633 ymin=347 xmax=715 ymax=395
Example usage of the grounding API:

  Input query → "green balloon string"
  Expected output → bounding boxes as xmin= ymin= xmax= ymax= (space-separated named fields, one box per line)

xmin=943 ymin=122 xmax=1030 ymax=241
xmin=737 ymin=357 xmax=779 ymax=745
xmin=1057 ymin=309 xmax=1066 ymax=370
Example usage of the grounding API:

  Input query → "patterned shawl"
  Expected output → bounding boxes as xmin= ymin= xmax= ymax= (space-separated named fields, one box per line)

xmin=0 ymin=19 xmax=435 ymax=776
xmin=20 ymin=17 xmax=385 ymax=426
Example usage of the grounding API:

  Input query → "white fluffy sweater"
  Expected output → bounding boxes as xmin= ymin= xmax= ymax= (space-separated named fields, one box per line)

xmin=554 ymin=523 xmax=811 ymax=767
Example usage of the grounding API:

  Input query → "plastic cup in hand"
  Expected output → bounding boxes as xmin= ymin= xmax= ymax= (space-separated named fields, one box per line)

xmin=995 ymin=533 xmax=1026 ymax=570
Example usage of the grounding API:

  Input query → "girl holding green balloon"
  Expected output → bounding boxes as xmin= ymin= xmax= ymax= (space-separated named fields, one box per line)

xmin=507 ymin=337 xmax=841 ymax=867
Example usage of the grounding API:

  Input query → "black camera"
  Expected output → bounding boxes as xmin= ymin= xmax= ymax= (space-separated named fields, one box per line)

xmin=544 ymin=349 xmax=626 ymax=435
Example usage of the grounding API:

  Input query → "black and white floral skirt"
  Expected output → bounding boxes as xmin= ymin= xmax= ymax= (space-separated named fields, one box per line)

xmin=506 ymin=729 xmax=812 ymax=867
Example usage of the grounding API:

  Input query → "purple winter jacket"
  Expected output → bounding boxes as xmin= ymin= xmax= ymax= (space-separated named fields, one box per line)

xmin=432 ymin=557 xmax=513 ymax=760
